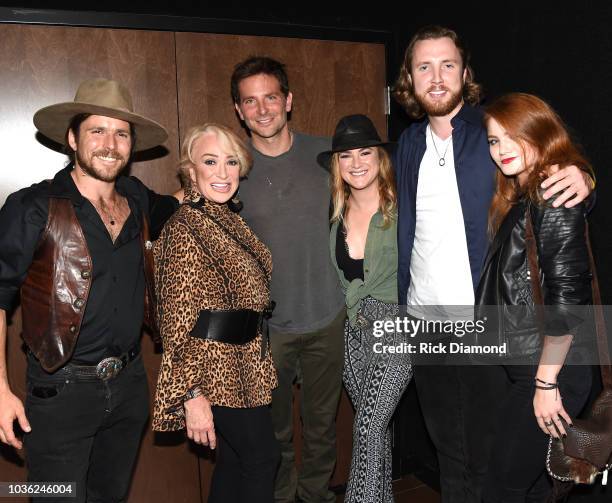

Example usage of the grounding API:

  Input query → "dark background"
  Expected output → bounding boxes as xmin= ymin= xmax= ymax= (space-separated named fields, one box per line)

xmin=1 ymin=2 xmax=610 ymax=500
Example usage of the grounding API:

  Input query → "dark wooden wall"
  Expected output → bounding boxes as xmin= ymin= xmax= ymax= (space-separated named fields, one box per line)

xmin=0 ymin=23 xmax=387 ymax=502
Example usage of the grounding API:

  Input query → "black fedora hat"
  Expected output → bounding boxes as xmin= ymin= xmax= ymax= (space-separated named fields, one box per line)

xmin=317 ymin=114 xmax=393 ymax=170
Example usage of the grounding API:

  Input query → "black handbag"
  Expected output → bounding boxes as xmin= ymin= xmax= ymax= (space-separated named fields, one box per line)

xmin=524 ymin=206 xmax=612 ymax=488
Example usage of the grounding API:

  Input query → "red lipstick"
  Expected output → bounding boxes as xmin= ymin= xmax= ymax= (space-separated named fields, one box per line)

xmin=501 ymin=157 xmax=517 ymax=165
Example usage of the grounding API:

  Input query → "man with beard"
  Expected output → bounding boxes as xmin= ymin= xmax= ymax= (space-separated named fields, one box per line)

xmin=230 ymin=57 xmax=345 ymax=503
xmin=0 ymin=78 xmax=176 ymax=502
xmin=392 ymin=26 xmax=592 ymax=502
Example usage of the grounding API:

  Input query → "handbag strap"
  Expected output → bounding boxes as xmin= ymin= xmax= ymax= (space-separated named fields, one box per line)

xmin=525 ymin=204 xmax=612 ymax=389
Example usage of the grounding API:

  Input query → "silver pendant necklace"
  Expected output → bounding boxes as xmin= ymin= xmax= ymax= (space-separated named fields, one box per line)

xmin=430 ymin=127 xmax=451 ymax=166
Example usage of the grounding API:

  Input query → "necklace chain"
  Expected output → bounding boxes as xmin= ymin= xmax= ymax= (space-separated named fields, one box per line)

xmin=89 ymin=196 xmax=125 ymax=241
xmin=263 ymin=132 xmax=294 ymax=187
xmin=430 ymin=127 xmax=452 ymax=166
xmin=91 ymin=199 xmax=118 ymax=225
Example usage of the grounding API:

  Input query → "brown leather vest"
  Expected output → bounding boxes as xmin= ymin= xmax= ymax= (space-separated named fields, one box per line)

xmin=21 ymin=198 xmax=157 ymax=372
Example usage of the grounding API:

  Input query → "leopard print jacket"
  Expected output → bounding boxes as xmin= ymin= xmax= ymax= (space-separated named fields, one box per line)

xmin=152 ymin=188 xmax=277 ymax=432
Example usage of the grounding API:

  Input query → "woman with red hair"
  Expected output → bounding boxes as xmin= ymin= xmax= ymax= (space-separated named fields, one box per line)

xmin=476 ymin=93 xmax=595 ymax=501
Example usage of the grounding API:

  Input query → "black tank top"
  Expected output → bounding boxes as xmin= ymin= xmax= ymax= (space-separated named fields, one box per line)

xmin=335 ymin=223 xmax=364 ymax=282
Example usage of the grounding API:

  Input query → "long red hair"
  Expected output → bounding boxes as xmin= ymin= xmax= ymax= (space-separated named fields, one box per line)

xmin=484 ymin=93 xmax=592 ymax=235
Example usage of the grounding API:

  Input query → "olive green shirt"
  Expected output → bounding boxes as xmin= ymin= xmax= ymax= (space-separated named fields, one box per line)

xmin=330 ymin=211 xmax=398 ymax=327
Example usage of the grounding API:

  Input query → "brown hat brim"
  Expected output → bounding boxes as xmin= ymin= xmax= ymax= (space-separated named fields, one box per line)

xmin=33 ymin=102 xmax=168 ymax=152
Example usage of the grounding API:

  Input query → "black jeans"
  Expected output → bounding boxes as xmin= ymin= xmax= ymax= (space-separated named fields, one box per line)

xmin=414 ymin=364 xmax=509 ymax=503
xmin=24 ymin=354 xmax=149 ymax=503
xmin=208 ymin=405 xmax=280 ymax=503
xmin=483 ymin=364 xmax=592 ymax=503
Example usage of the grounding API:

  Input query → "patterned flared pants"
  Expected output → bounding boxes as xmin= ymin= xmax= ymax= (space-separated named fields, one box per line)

xmin=343 ymin=297 xmax=413 ymax=503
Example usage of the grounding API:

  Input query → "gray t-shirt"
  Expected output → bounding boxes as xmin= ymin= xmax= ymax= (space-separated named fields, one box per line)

xmin=239 ymin=132 xmax=344 ymax=333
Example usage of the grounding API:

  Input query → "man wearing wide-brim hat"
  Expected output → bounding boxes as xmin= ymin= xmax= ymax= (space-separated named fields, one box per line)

xmin=0 ymin=78 xmax=178 ymax=502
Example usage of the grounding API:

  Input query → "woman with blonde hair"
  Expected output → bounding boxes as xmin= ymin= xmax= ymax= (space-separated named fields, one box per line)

xmin=477 ymin=93 xmax=594 ymax=501
xmin=318 ymin=115 xmax=413 ymax=502
xmin=152 ymin=123 xmax=279 ymax=502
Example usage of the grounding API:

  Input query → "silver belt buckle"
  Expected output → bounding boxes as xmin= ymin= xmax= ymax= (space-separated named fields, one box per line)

xmin=96 ymin=357 xmax=124 ymax=380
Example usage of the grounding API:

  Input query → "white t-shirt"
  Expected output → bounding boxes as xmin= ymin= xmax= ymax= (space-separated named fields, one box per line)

xmin=407 ymin=125 xmax=475 ymax=312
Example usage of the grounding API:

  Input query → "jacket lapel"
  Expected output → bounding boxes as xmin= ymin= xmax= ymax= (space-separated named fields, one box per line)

xmin=481 ymin=201 xmax=525 ymax=272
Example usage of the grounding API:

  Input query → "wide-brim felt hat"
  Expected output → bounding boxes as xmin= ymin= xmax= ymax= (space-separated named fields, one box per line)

xmin=317 ymin=114 xmax=394 ymax=170
xmin=33 ymin=78 xmax=168 ymax=152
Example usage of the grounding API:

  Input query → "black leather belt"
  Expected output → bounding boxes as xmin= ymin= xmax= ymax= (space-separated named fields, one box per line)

xmin=66 ymin=346 xmax=141 ymax=381
xmin=190 ymin=309 xmax=262 ymax=344
xmin=190 ymin=304 xmax=275 ymax=359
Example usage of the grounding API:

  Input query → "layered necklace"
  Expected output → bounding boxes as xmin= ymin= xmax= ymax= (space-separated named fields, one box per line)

xmin=429 ymin=127 xmax=452 ymax=166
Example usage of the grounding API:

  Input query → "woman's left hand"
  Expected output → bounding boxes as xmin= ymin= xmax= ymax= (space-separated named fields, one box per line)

xmin=184 ymin=394 xmax=216 ymax=449
xmin=534 ymin=387 xmax=573 ymax=438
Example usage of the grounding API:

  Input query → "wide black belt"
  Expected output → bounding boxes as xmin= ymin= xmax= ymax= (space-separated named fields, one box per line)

xmin=190 ymin=304 xmax=275 ymax=359
xmin=190 ymin=309 xmax=262 ymax=343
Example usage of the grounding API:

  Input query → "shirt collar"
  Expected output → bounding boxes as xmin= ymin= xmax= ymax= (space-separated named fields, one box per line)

xmin=416 ymin=103 xmax=483 ymax=137
xmin=450 ymin=103 xmax=483 ymax=128
xmin=47 ymin=164 xmax=144 ymax=229
xmin=47 ymin=164 xmax=87 ymax=206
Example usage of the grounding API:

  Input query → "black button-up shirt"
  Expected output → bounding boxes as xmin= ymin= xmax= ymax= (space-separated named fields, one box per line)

xmin=0 ymin=165 xmax=178 ymax=365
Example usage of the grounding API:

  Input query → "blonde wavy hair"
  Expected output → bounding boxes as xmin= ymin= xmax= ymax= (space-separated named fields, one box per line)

xmin=329 ymin=146 xmax=397 ymax=227
xmin=178 ymin=123 xmax=252 ymax=185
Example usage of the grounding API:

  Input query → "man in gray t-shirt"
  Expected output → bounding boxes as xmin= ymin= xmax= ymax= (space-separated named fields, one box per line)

xmin=232 ymin=57 xmax=345 ymax=503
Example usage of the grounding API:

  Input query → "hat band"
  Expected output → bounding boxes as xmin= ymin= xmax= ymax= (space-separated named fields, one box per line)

xmin=331 ymin=136 xmax=384 ymax=152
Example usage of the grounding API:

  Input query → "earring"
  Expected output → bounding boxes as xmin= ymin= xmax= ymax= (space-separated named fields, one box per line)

xmin=186 ymin=182 xmax=201 ymax=203
xmin=229 ymin=190 xmax=243 ymax=212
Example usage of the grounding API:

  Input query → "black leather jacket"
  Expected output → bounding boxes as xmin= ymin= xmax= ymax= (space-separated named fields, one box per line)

xmin=475 ymin=198 xmax=592 ymax=358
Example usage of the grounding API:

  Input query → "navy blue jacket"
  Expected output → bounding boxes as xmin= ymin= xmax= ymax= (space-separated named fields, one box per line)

xmin=395 ymin=104 xmax=497 ymax=305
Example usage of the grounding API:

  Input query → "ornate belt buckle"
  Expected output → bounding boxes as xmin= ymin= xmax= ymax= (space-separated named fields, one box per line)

xmin=96 ymin=357 xmax=124 ymax=380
